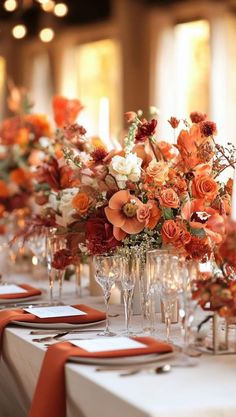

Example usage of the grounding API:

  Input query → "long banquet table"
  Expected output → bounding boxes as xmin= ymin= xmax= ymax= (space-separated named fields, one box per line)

xmin=1 ymin=274 xmax=236 ymax=417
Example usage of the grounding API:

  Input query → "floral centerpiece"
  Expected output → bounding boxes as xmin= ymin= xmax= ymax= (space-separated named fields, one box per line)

xmin=0 ymin=84 xmax=52 ymax=234
xmin=25 ymin=107 xmax=236 ymax=270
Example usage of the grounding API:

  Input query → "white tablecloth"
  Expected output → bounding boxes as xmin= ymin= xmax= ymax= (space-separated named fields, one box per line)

xmin=1 ymin=276 xmax=236 ymax=417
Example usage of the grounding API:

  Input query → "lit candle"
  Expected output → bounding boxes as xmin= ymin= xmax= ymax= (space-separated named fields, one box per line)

xmin=98 ymin=96 xmax=110 ymax=149
xmin=232 ymin=169 xmax=236 ymax=222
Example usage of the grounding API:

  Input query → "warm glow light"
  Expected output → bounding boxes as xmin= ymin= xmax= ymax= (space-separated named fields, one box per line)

xmin=41 ymin=0 xmax=55 ymax=12
xmin=4 ymin=0 xmax=17 ymax=12
xmin=54 ymin=2 xmax=68 ymax=17
xmin=32 ymin=256 xmax=38 ymax=266
xmin=39 ymin=27 xmax=55 ymax=43
xmin=12 ymin=24 xmax=27 ymax=39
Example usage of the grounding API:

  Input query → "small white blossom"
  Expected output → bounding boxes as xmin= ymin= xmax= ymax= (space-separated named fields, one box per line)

xmin=109 ymin=153 xmax=142 ymax=189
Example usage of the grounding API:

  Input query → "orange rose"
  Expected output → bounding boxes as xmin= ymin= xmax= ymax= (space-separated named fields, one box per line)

xmin=158 ymin=188 xmax=180 ymax=208
xmin=161 ymin=220 xmax=181 ymax=243
xmin=72 ymin=192 xmax=93 ymax=216
xmin=137 ymin=204 xmax=150 ymax=224
xmin=175 ymin=177 xmax=187 ymax=193
xmin=146 ymin=160 xmax=169 ymax=186
xmin=0 ymin=180 xmax=9 ymax=198
xmin=192 ymin=175 xmax=218 ymax=201
xmin=10 ymin=168 xmax=29 ymax=185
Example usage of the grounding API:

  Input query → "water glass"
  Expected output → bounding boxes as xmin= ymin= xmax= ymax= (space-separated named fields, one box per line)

xmin=121 ymin=250 xmax=140 ymax=335
xmin=94 ymin=254 xmax=122 ymax=336
xmin=46 ymin=230 xmax=67 ymax=303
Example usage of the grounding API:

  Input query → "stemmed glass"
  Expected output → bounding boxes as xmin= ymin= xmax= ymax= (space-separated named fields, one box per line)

xmin=121 ymin=249 xmax=140 ymax=335
xmin=94 ymin=254 xmax=121 ymax=336
xmin=46 ymin=230 xmax=67 ymax=303
xmin=159 ymin=254 xmax=182 ymax=342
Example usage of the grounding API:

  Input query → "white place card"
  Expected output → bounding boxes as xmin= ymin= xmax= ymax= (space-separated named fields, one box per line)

xmin=24 ymin=305 xmax=87 ymax=319
xmin=0 ymin=284 xmax=28 ymax=295
xmin=70 ymin=337 xmax=147 ymax=353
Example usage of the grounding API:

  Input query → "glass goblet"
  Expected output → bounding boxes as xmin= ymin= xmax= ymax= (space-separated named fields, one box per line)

xmin=46 ymin=230 xmax=67 ymax=303
xmin=94 ymin=254 xmax=121 ymax=336
xmin=121 ymin=250 xmax=140 ymax=336
xmin=159 ymin=254 xmax=182 ymax=342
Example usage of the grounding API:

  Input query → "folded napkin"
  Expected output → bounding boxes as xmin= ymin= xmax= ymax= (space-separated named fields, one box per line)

xmin=0 ymin=284 xmax=41 ymax=300
xmin=0 ymin=304 xmax=106 ymax=345
xmin=28 ymin=337 xmax=173 ymax=417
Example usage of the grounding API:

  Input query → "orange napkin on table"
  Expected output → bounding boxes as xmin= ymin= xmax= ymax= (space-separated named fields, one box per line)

xmin=0 ymin=304 xmax=106 ymax=346
xmin=28 ymin=337 xmax=173 ymax=417
xmin=0 ymin=284 xmax=41 ymax=300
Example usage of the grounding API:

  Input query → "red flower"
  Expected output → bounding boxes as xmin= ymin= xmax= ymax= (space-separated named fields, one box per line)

xmin=200 ymin=121 xmax=217 ymax=137
xmin=135 ymin=119 xmax=157 ymax=143
xmin=85 ymin=208 xmax=121 ymax=255
xmin=190 ymin=112 xmax=207 ymax=124
xmin=51 ymin=249 xmax=74 ymax=270
xmin=185 ymin=236 xmax=211 ymax=261
xmin=91 ymin=147 xmax=108 ymax=164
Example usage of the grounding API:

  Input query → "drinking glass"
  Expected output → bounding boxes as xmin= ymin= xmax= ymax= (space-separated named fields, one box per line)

xmin=46 ymin=230 xmax=67 ymax=303
xmin=159 ymin=254 xmax=182 ymax=342
xmin=94 ymin=255 xmax=121 ymax=336
xmin=121 ymin=250 xmax=140 ymax=335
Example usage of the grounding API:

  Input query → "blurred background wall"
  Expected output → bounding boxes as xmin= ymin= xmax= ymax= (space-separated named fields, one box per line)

xmin=0 ymin=0 xmax=236 ymax=145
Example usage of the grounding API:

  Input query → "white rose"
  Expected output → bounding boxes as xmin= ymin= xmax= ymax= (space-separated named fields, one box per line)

xmin=109 ymin=153 xmax=142 ymax=188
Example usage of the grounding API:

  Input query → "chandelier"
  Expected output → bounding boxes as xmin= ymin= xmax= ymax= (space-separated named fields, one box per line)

xmin=2 ymin=0 xmax=69 ymax=42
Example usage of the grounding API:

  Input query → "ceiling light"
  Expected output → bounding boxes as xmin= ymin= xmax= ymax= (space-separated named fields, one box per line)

xmin=54 ymin=2 xmax=68 ymax=17
xmin=12 ymin=24 xmax=27 ymax=39
xmin=4 ymin=0 xmax=18 ymax=12
xmin=39 ymin=27 xmax=55 ymax=42
xmin=41 ymin=0 xmax=55 ymax=12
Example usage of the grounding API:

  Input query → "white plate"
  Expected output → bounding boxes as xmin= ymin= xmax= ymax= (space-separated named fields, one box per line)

xmin=11 ymin=319 xmax=106 ymax=330
xmin=0 ymin=295 xmax=41 ymax=304
xmin=69 ymin=351 xmax=174 ymax=366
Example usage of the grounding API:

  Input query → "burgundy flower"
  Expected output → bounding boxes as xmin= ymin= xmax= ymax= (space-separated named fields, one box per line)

xmin=185 ymin=237 xmax=211 ymax=261
xmin=91 ymin=147 xmax=108 ymax=164
xmin=190 ymin=112 xmax=207 ymax=124
xmin=168 ymin=117 xmax=180 ymax=129
xmin=135 ymin=119 xmax=157 ymax=143
xmin=85 ymin=207 xmax=121 ymax=255
xmin=200 ymin=121 xmax=217 ymax=137
xmin=51 ymin=249 xmax=74 ymax=270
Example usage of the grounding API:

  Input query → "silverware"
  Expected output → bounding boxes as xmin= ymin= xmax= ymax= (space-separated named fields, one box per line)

xmin=32 ymin=329 xmax=101 ymax=342
xmin=0 ymin=302 xmax=55 ymax=310
xmin=33 ymin=332 xmax=69 ymax=343
xmin=30 ymin=328 xmax=103 ymax=336
xmin=120 ymin=364 xmax=172 ymax=377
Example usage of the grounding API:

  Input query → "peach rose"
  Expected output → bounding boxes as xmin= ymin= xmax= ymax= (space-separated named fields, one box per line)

xmin=146 ymin=160 xmax=169 ymax=186
xmin=192 ymin=175 xmax=218 ymax=201
xmin=161 ymin=220 xmax=181 ymax=243
xmin=72 ymin=192 xmax=93 ymax=216
xmin=158 ymin=188 xmax=180 ymax=208
xmin=137 ymin=204 xmax=150 ymax=224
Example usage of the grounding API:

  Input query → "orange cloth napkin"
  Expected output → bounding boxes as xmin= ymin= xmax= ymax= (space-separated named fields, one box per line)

xmin=28 ymin=337 xmax=173 ymax=417
xmin=0 ymin=304 xmax=106 ymax=344
xmin=0 ymin=284 xmax=41 ymax=300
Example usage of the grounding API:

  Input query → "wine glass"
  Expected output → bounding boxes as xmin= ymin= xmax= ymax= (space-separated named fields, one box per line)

xmin=94 ymin=254 xmax=121 ymax=336
xmin=121 ymin=249 xmax=140 ymax=335
xmin=159 ymin=254 xmax=182 ymax=342
xmin=46 ymin=230 xmax=67 ymax=303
